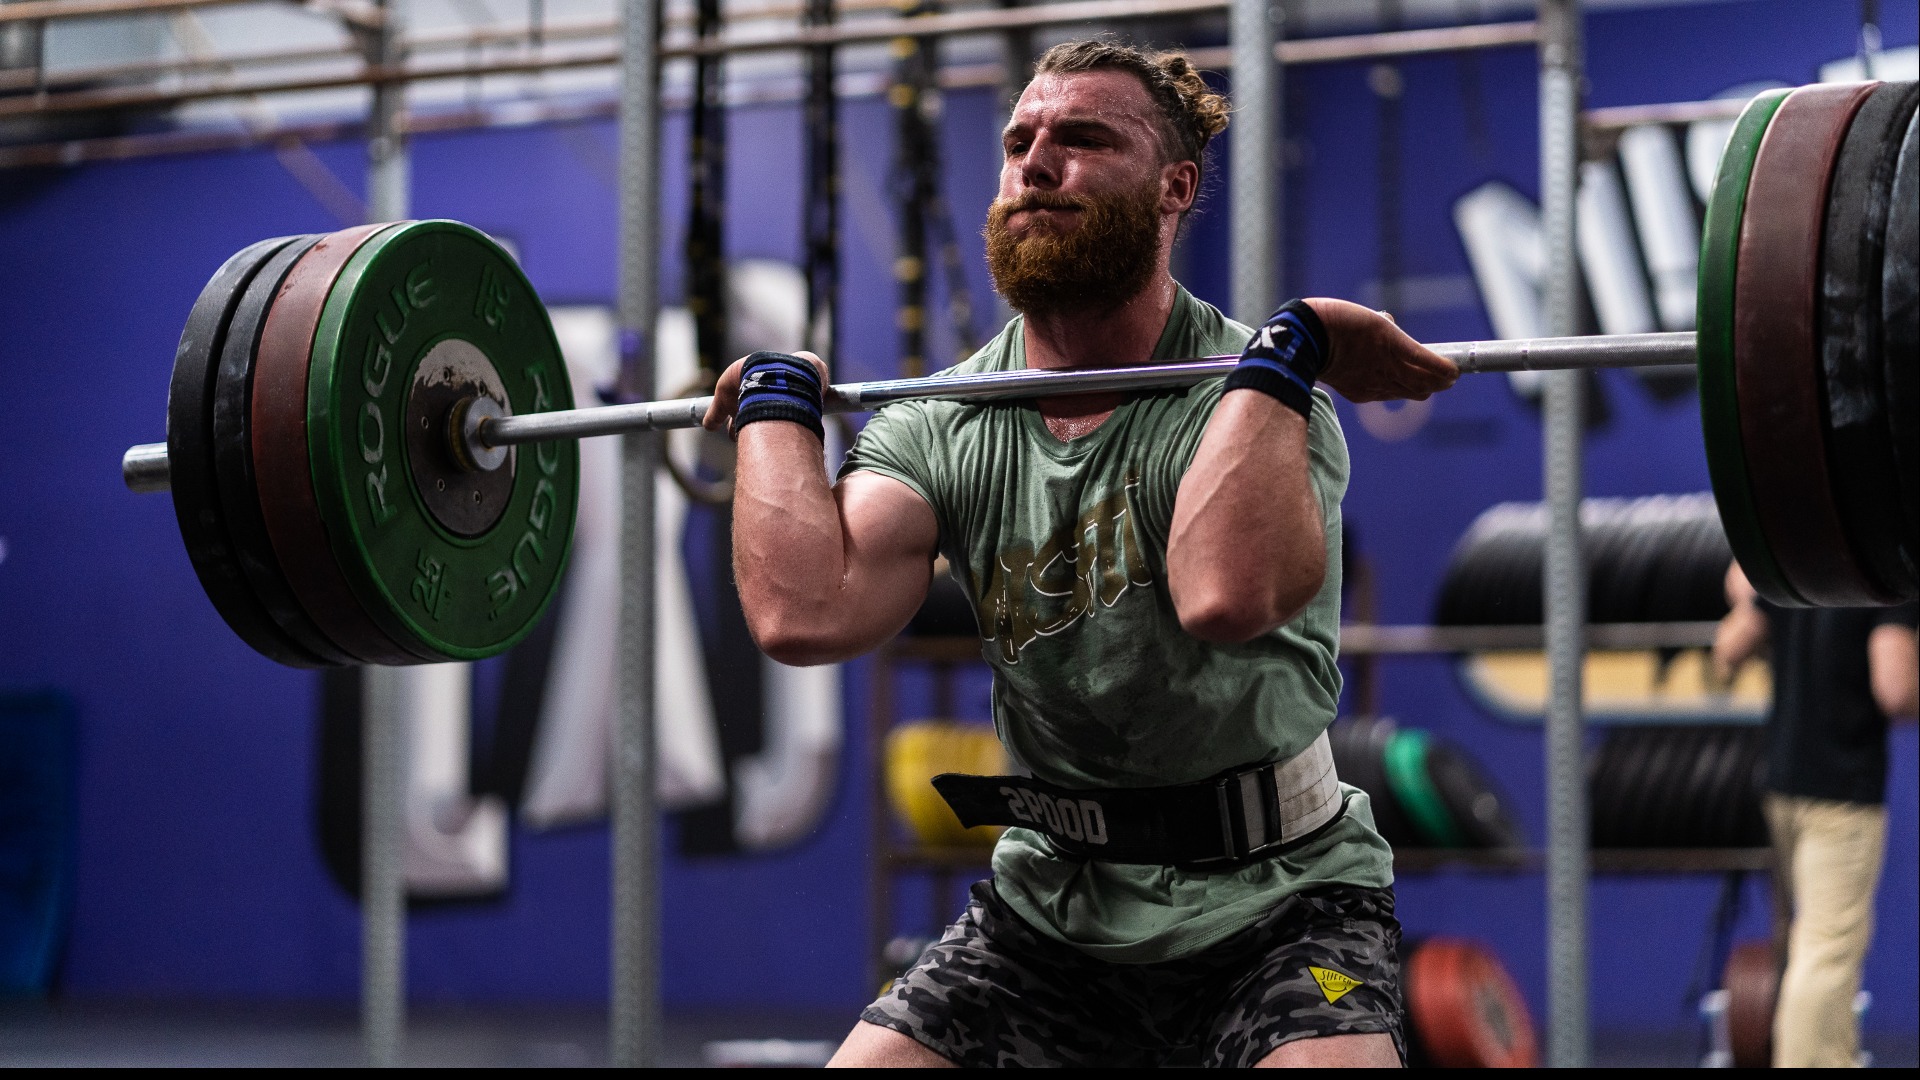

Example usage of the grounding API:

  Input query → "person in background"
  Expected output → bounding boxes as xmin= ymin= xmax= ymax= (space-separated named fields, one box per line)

xmin=1713 ymin=564 xmax=1918 ymax=1068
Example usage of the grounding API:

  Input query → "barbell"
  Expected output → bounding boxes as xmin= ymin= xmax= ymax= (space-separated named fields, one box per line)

xmin=121 ymin=81 xmax=1917 ymax=667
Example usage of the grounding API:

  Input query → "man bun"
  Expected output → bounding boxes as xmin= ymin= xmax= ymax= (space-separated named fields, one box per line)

xmin=1150 ymin=51 xmax=1232 ymax=151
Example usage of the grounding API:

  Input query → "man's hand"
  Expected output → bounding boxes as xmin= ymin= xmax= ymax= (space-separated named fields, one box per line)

xmin=1869 ymin=623 xmax=1918 ymax=720
xmin=1303 ymin=298 xmax=1459 ymax=403
xmin=703 ymin=350 xmax=831 ymax=436
xmin=1711 ymin=561 xmax=1767 ymax=687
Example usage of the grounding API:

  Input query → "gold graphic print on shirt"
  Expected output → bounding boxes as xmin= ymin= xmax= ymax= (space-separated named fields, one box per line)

xmin=975 ymin=472 xmax=1154 ymax=664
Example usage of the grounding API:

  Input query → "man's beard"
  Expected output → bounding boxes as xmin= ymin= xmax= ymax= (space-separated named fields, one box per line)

xmin=984 ymin=180 xmax=1163 ymax=318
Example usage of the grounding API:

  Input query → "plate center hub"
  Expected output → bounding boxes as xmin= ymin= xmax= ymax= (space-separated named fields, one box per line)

xmin=406 ymin=338 xmax=515 ymax=538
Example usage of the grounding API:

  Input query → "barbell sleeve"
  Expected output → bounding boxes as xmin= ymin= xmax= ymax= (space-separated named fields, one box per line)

xmin=122 ymin=330 xmax=1698 ymax=493
xmin=122 ymin=440 xmax=172 ymax=495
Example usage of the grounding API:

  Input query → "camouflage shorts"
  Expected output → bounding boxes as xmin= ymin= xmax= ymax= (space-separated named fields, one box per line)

xmin=861 ymin=879 xmax=1404 ymax=1068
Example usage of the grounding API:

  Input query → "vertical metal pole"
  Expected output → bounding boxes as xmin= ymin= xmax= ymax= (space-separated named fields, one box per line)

xmin=989 ymin=4 xmax=1027 ymax=328
xmin=1538 ymin=0 xmax=1587 ymax=1068
xmin=367 ymin=2 xmax=409 ymax=226
xmin=362 ymin=1 xmax=409 ymax=1069
xmin=612 ymin=0 xmax=662 ymax=1068
xmin=994 ymin=1 xmax=1030 ymax=148
xmin=1230 ymin=0 xmax=1282 ymax=322
xmin=360 ymin=668 xmax=406 ymax=1068
xmin=0 ymin=11 xmax=47 ymax=81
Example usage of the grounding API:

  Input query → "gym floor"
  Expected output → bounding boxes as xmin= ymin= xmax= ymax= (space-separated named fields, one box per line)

xmin=1 ymin=1002 xmax=1912 ymax=1068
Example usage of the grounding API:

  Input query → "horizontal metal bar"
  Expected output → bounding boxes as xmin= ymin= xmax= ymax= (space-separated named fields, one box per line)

xmin=0 ymin=0 xmax=381 ymax=27
xmin=122 ymin=331 xmax=1698 ymax=490
xmin=0 ymin=48 xmax=621 ymax=120
xmin=1583 ymin=96 xmax=1749 ymax=132
xmin=660 ymin=7 xmax=1536 ymax=62
xmin=1277 ymin=19 xmax=1535 ymax=64
xmin=1339 ymin=620 xmax=1720 ymax=654
xmin=0 ymin=0 xmax=258 ymax=25
xmin=490 ymin=395 xmax=717 ymax=444
xmin=0 ymin=16 xmax=622 ymax=94
xmin=0 ymin=95 xmax=621 ymax=170
xmin=479 ymin=331 xmax=1696 ymax=446
xmin=658 ymin=0 xmax=1228 ymax=58
xmin=4 ymin=11 xmax=1538 ymax=122
xmin=1442 ymin=330 xmax=1694 ymax=373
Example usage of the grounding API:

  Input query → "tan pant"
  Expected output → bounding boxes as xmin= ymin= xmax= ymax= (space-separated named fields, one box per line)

xmin=1765 ymin=794 xmax=1887 ymax=1068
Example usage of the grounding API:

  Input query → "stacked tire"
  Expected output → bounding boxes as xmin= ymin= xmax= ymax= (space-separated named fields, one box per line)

xmin=1330 ymin=717 xmax=1524 ymax=851
xmin=1587 ymin=725 xmax=1768 ymax=849
xmin=1435 ymin=494 xmax=1733 ymax=627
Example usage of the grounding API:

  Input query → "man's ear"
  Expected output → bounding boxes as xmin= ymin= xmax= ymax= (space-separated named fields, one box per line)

xmin=1160 ymin=159 xmax=1200 ymax=216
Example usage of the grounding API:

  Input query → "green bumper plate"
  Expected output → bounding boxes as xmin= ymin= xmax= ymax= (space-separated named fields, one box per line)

xmin=1698 ymin=88 xmax=1803 ymax=604
xmin=1382 ymin=729 xmax=1466 ymax=848
xmin=306 ymin=220 xmax=578 ymax=661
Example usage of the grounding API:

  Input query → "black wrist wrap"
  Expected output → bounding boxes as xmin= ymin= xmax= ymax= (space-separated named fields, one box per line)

xmin=734 ymin=351 xmax=825 ymax=440
xmin=1224 ymin=299 xmax=1332 ymax=419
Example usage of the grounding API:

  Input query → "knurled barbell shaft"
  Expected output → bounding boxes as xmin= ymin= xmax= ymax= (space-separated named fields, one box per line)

xmin=475 ymin=330 xmax=1695 ymax=447
xmin=121 ymin=330 xmax=1695 ymax=493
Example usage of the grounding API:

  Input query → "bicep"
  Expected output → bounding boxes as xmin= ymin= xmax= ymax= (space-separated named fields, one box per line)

xmin=834 ymin=470 xmax=942 ymax=647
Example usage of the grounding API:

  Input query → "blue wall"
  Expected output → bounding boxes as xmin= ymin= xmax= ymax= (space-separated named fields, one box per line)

xmin=0 ymin=0 xmax=1912 ymax=1036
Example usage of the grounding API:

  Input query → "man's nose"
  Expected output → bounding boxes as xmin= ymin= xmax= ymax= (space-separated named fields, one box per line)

xmin=1020 ymin=138 xmax=1063 ymax=190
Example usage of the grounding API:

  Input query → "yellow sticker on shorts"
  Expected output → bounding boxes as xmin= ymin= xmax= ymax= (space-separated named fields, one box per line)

xmin=1308 ymin=966 xmax=1363 ymax=1003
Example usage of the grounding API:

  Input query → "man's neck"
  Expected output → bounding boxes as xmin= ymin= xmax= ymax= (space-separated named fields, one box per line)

xmin=1020 ymin=271 xmax=1180 ymax=371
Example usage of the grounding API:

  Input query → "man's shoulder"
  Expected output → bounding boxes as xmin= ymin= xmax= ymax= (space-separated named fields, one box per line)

xmin=854 ymin=320 xmax=1022 ymax=440
xmin=1169 ymin=288 xmax=1255 ymax=359
xmin=937 ymin=317 xmax=1025 ymax=377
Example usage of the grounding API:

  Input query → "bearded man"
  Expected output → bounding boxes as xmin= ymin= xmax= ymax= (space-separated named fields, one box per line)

xmin=703 ymin=39 xmax=1456 ymax=1068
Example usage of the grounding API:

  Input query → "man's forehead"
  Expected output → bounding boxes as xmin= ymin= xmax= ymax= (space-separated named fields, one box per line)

xmin=1008 ymin=69 xmax=1160 ymax=134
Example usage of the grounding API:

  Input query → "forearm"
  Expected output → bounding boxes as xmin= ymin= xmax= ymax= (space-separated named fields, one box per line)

xmin=1710 ymin=604 xmax=1767 ymax=684
xmin=1869 ymin=625 xmax=1918 ymax=719
xmin=1167 ymin=389 xmax=1325 ymax=641
xmin=731 ymin=424 xmax=860 ymax=662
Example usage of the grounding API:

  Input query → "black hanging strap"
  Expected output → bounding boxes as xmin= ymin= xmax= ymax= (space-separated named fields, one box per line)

xmin=803 ymin=0 xmax=840 ymax=365
xmin=686 ymin=0 xmax=729 ymax=376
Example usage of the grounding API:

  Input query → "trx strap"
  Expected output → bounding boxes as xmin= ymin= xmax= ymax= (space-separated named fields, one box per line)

xmin=931 ymin=731 xmax=1346 ymax=868
xmin=889 ymin=0 xmax=979 ymax=377
xmin=687 ymin=0 xmax=728 ymax=376
xmin=891 ymin=0 xmax=936 ymax=377
xmin=803 ymin=0 xmax=839 ymax=364
xmin=676 ymin=6 xmax=762 ymax=856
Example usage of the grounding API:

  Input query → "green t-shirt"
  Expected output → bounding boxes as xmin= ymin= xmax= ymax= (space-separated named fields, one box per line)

xmin=841 ymin=286 xmax=1393 ymax=963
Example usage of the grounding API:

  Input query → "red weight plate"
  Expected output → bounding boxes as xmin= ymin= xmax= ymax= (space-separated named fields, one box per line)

xmin=1723 ymin=939 xmax=1778 ymax=1069
xmin=251 ymin=223 xmax=430 ymax=665
xmin=1405 ymin=938 xmax=1539 ymax=1068
xmin=1734 ymin=81 xmax=1895 ymax=606
xmin=212 ymin=234 xmax=362 ymax=665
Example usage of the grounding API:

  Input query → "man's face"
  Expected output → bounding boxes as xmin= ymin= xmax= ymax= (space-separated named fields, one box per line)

xmin=986 ymin=70 xmax=1198 ymax=315
xmin=996 ymin=69 xmax=1191 ymax=231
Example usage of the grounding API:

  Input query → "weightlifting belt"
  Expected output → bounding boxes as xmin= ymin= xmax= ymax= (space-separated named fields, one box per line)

xmin=931 ymin=730 xmax=1345 ymax=868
